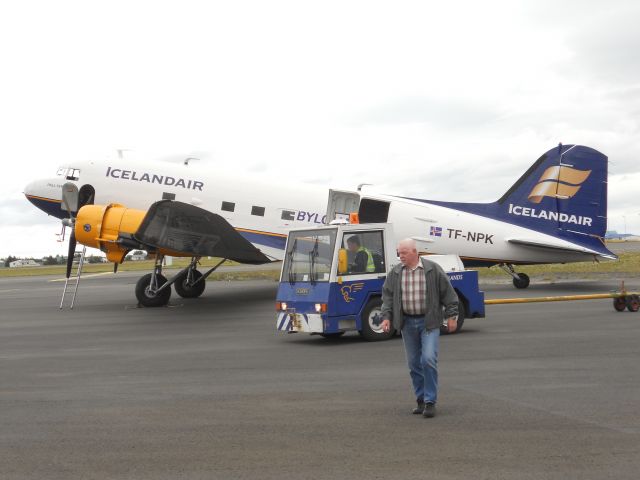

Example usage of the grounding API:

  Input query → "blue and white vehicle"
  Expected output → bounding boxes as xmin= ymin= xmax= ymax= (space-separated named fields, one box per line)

xmin=276 ymin=222 xmax=485 ymax=341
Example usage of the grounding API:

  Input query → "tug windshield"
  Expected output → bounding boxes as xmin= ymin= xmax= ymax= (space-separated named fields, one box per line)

xmin=282 ymin=229 xmax=336 ymax=283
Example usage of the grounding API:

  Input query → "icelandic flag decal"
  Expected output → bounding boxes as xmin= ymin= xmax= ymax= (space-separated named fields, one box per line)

xmin=430 ymin=226 xmax=442 ymax=237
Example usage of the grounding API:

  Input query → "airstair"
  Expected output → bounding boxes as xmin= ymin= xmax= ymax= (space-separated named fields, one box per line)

xmin=59 ymin=246 xmax=87 ymax=309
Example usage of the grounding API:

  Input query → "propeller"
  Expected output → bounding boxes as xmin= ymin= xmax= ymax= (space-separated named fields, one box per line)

xmin=65 ymin=226 xmax=77 ymax=279
xmin=60 ymin=183 xmax=79 ymax=279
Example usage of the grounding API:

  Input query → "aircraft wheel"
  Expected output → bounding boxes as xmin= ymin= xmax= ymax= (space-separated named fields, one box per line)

xmin=135 ymin=273 xmax=171 ymax=307
xmin=441 ymin=300 xmax=466 ymax=335
xmin=513 ymin=272 xmax=530 ymax=289
xmin=613 ymin=297 xmax=627 ymax=312
xmin=174 ymin=269 xmax=206 ymax=298
xmin=626 ymin=294 xmax=640 ymax=312
xmin=359 ymin=297 xmax=394 ymax=341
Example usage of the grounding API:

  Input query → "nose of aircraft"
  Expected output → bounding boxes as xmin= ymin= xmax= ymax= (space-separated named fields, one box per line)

xmin=24 ymin=178 xmax=65 ymax=219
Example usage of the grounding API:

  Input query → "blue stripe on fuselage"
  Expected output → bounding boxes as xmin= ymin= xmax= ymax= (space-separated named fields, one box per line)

xmin=25 ymin=195 xmax=66 ymax=219
xmin=238 ymin=229 xmax=287 ymax=250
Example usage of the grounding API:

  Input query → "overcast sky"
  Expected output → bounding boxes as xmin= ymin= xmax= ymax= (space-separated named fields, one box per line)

xmin=1 ymin=0 xmax=639 ymax=258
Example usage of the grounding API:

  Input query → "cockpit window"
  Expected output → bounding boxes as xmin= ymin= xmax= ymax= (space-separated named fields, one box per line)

xmin=56 ymin=167 xmax=80 ymax=180
xmin=66 ymin=168 xmax=80 ymax=181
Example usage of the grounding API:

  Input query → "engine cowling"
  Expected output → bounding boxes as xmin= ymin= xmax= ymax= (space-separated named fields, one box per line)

xmin=75 ymin=204 xmax=147 ymax=263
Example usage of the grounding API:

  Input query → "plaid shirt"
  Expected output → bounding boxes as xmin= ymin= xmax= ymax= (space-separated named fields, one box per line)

xmin=401 ymin=262 xmax=426 ymax=315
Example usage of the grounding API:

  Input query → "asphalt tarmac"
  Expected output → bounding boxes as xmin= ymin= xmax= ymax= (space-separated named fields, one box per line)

xmin=1 ymin=274 xmax=640 ymax=479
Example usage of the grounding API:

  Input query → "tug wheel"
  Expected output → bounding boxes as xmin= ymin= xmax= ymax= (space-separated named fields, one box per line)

xmin=613 ymin=297 xmax=627 ymax=312
xmin=359 ymin=297 xmax=394 ymax=341
xmin=626 ymin=295 xmax=640 ymax=312
xmin=135 ymin=273 xmax=171 ymax=307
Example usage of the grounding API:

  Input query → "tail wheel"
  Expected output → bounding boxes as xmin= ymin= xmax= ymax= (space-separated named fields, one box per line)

xmin=135 ymin=273 xmax=171 ymax=307
xmin=441 ymin=300 xmax=466 ymax=335
xmin=513 ymin=273 xmax=530 ymax=289
xmin=626 ymin=295 xmax=640 ymax=312
xmin=613 ymin=297 xmax=627 ymax=312
xmin=359 ymin=297 xmax=395 ymax=341
xmin=174 ymin=269 xmax=206 ymax=298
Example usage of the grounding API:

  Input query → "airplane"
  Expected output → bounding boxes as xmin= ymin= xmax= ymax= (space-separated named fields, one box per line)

xmin=23 ymin=144 xmax=616 ymax=306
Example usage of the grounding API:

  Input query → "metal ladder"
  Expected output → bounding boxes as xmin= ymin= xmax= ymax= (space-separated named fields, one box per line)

xmin=59 ymin=246 xmax=87 ymax=309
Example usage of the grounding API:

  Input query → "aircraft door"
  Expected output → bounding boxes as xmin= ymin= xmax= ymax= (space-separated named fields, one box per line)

xmin=61 ymin=183 xmax=79 ymax=214
xmin=358 ymin=198 xmax=390 ymax=223
xmin=325 ymin=189 xmax=361 ymax=224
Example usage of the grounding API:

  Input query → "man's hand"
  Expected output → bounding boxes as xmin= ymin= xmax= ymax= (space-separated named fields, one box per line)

xmin=446 ymin=317 xmax=457 ymax=333
xmin=381 ymin=319 xmax=392 ymax=333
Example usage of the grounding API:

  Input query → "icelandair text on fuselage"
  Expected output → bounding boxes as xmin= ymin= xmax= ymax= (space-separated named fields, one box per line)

xmin=508 ymin=204 xmax=592 ymax=226
xmin=106 ymin=167 xmax=204 ymax=191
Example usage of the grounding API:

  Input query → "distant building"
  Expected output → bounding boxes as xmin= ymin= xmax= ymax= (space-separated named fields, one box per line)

xmin=126 ymin=251 xmax=147 ymax=261
xmin=605 ymin=230 xmax=638 ymax=240
xmin=9 ymin=259 xmax=40 ymax=268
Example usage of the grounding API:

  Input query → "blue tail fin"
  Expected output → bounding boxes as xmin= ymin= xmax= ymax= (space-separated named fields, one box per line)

xmin=420 ymin=144 xmax=610 ymax=252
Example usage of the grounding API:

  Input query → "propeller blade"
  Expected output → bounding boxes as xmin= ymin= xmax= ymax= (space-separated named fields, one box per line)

xmin=66 ymin=229 xmax=77 ymax=279
xmin=113 ymin=263 xmax=118 ymax=274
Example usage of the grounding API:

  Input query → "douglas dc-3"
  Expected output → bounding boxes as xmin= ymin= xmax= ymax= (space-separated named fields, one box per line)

xmin=24 ymin=144 xmax=616 ymax=307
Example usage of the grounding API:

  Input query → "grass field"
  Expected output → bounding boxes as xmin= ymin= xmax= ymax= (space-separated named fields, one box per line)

xmin=478 ymin=252 xmax=640 ymax=281
xmin=0 ymin=258 xmax=246 ymax=278
xmin=1 ymin=253 xmax=639 ymax=282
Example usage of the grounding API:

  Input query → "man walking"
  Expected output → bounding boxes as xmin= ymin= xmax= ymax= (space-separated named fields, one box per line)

xmin=379 ymin=238 xmax=458 ymax=418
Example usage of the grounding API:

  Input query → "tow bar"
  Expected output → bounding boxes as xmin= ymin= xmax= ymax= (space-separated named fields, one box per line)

xmin=484 ymin=281 xmax=640 ymax=313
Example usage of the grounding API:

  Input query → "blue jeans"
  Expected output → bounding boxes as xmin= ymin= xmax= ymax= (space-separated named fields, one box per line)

xmin=401 ymin=315 xmax=440 ymax=404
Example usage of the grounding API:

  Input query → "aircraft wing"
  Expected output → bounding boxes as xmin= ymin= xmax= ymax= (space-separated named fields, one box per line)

xmin=506 ymin=237 xmax=617 ymax=260
xmin=134 ymin=200 xmax=272 ymax=264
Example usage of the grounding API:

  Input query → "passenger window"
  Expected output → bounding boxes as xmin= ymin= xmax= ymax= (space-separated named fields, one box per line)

xmin=162 ymin=192 xmax=176 ymax=200
xmin=341 ymin=230 xmax=385 ymax=275
xmin=221 ymin=201 xmax=235 ymax=212
xmin=251 ymin=206 xmax=265 ymax=217
xmin=281 ymin=210 xmax=295 ymax=221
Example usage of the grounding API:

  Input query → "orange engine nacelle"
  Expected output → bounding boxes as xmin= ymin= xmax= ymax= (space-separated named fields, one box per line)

xmin=75 ymin=204 xmax=147 ymax=263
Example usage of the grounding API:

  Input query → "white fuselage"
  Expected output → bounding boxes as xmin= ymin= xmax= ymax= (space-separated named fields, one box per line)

xmin=24 ymin=158 xmax=605 ymax=265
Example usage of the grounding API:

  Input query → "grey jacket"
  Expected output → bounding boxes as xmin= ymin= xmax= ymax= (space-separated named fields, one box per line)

xmin=381 ymin=258 xmax=459 ymax=331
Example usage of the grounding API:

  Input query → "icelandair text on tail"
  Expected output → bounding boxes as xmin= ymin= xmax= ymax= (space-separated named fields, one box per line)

xmin=508 ymin=204 xmax=592 ymax=226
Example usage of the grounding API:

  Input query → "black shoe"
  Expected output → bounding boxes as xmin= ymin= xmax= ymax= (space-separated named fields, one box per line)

xmin=412 ymin=400 xmax=425 ymax=414
xmin=423 ymin=402 xmax=436 ymax=418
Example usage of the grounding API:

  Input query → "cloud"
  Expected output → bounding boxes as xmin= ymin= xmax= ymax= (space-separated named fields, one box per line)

xmin=0 ymin=197 xmax=55 ymax=227
xmin=2 ymin=0 xmax=640 ymax=253
xmin=562 ymin=4 xmax=640 ymax=85
xmin=352 ymin=96 xmax=503 ymax=129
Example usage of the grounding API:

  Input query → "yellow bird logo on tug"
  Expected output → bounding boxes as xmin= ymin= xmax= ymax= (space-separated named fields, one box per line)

xmin=341 ymin=283 xmax=364 ymax=303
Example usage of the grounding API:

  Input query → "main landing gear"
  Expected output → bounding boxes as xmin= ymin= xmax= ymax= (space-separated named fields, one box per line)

xmin=134 ymin=256 xmax=227 ymax=307
xmin=499 ymin=263 xmax=530 ymax=289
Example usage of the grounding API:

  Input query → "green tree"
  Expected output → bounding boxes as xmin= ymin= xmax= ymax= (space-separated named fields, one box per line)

xmin=43 ymin=255 xmax=58 ymax=265
xmin=4 ymin=255 xmax=17 ymax=267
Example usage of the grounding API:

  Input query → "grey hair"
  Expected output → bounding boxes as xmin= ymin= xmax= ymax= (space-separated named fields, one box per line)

xmin=397 ymin=238 xmax=417 ymax=250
